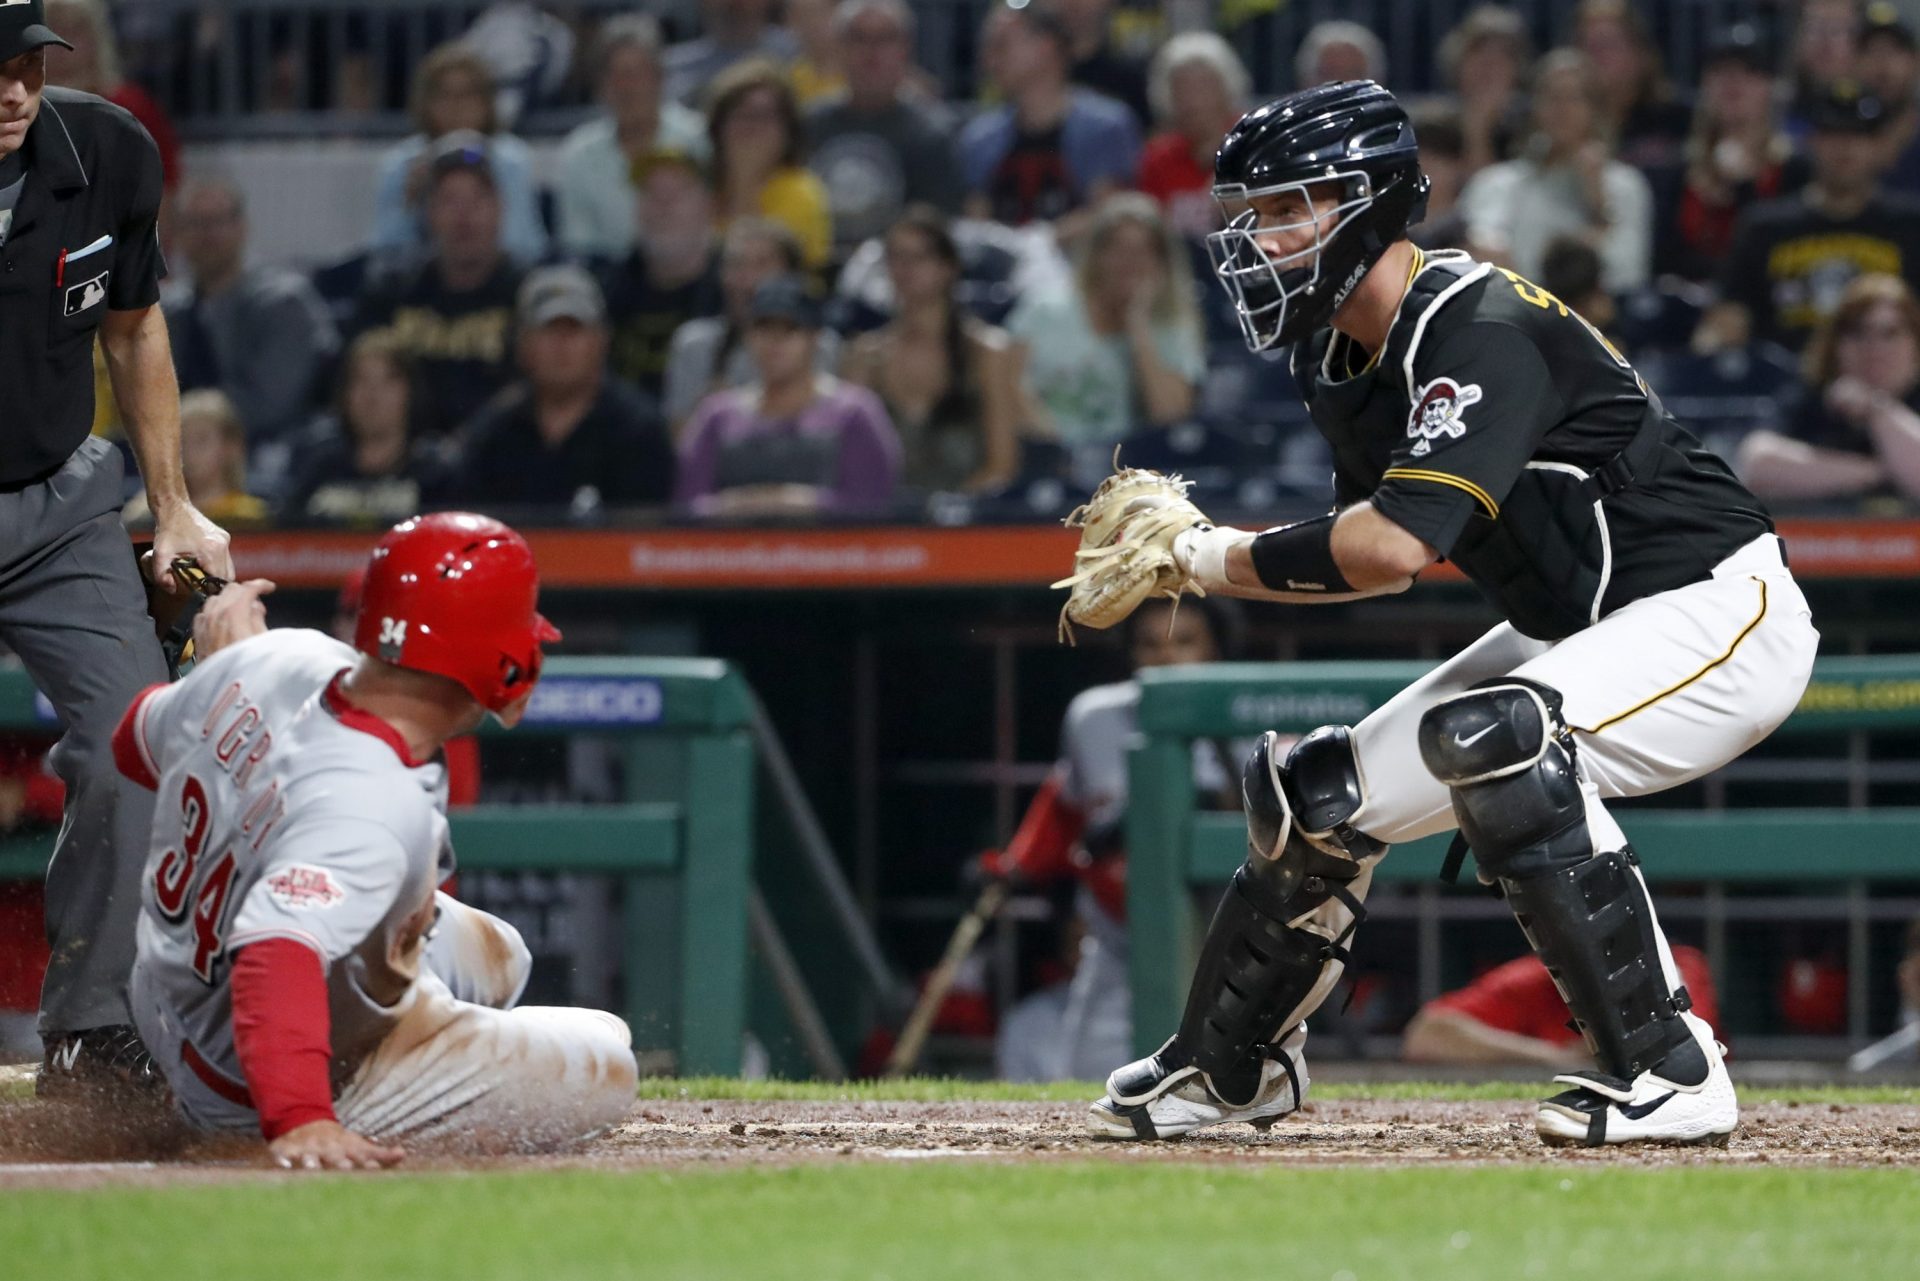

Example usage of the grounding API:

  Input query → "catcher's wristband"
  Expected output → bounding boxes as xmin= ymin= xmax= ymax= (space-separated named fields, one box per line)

xmin=1249 ymin=513 xmax=1354 ymax=594
xmin=1174 ymin=524 xmax=1240 ymax=592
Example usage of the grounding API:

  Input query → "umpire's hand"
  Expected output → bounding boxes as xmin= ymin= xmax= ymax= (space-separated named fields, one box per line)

xmin=151 ymin=503 xmax=235 ymax=594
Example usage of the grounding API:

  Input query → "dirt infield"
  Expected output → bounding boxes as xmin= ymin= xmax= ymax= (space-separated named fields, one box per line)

xmin=4 ymin=1095 xmax=1918 ymax=1186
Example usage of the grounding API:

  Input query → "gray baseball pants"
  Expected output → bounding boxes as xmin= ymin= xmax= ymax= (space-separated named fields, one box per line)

xmin=0 ymin=436 xmax=169 ymax=1036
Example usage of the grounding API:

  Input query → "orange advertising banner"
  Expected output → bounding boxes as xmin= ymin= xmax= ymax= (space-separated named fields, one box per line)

xmin=224 ymin=518 xmax=1920 ymax=592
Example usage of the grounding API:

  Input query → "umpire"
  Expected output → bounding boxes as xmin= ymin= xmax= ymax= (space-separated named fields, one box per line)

xmin=1 ymin=3 xmax=232 ymax=1096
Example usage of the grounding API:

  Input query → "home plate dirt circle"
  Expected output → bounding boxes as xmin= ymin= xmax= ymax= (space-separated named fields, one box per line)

xmin=4 ymin=1095 xmax=1918 ymax=1184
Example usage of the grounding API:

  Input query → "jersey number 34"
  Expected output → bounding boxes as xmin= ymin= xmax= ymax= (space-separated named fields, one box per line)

xmin=153 ymin=775 xmax=239 ymax=984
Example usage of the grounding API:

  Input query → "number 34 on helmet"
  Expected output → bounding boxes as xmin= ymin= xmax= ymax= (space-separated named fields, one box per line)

xmin=351 ymin=512 xmax=562 ymax=713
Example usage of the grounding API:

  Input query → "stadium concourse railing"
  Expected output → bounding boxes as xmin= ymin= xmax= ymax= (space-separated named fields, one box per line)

xmin=1126 ymin=657 xmax=1920 ymax=1057
xmin=0 ymin=657 xmax=770 ymax=1076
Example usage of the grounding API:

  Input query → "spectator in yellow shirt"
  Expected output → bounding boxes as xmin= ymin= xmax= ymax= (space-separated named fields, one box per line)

xmin=125 ymin=390 xmax=270 ymax=530
xmin=785 ymin=0 xmax=847 ymax=106
xmin=707 ymin=59 xmax=833 ymax=270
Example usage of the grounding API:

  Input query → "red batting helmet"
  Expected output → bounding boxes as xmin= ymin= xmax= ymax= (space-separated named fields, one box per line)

xmin=353 ymin=513 xmax=562 ymax=712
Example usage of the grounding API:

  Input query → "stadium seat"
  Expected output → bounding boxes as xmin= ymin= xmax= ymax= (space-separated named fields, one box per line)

xmin=1615 ymin=277 xmax=1710 ymax=357
xmin=1635 ymin=342 xmax=1802 ymax=457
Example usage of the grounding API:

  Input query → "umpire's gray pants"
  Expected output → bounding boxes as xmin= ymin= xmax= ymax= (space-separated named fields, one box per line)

xmin=0 ymin=437 xmax=169 ymax=1035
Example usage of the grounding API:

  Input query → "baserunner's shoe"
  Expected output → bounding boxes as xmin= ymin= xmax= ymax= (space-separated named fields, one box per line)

xmin=1536 ymin=1013 xmax=1737 ymax=1147
xmin=1089 ymin=1025 xmax=1309 ymax=1140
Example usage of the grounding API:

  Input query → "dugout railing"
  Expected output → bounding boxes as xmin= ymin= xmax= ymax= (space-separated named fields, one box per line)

xmin=0 ymin=657 xmax=895 ymax=1077
xmin=1127 ymin=657 xmax=1920 ymax=1058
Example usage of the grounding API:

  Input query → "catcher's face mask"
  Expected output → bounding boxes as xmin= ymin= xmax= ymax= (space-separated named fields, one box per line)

xmin=1206 ymin=174 xmax=1378 ymax=352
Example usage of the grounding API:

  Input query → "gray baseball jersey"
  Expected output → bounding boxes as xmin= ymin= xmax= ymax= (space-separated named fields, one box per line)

xmin=126 ymin=629 xmax=453 ymax=1108
xmin=1058 ymin=680 xmax=1240 ymax=833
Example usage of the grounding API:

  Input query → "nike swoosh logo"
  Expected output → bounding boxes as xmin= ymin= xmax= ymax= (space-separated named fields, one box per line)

xmin=1619 ymin=1090 xmax=1677 ymax=1120
xmin=53 ymin=1041 xmax=81 ymax=1072
xmin=1453 ymin=724 xmax=1499 ymax=749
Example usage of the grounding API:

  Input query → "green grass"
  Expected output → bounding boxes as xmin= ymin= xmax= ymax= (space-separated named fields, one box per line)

xmin=5 ymin=1163 xmax=1918 ymax=1280
xmin=641 ymin=1075 xmax=1920 ymax=1107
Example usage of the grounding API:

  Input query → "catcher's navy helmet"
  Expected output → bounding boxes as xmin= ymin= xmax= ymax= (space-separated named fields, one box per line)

xmin=1206 ymin=80 xmax=1429 ymax=351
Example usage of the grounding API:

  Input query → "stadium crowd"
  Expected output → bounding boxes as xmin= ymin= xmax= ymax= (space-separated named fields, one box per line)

xmin=55 ymin=0 xmax=1920 ymax=525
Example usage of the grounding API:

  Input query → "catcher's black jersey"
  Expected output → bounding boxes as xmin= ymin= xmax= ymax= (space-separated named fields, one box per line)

xmin=1292 ymin=249 xmax=1775 ymax=638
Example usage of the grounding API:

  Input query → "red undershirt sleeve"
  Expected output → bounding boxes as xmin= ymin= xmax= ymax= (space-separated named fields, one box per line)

xmin=110 ymin=683 xmax=169 ymax=790
xmin=230 ymin=938 xmax=337 ymax=1140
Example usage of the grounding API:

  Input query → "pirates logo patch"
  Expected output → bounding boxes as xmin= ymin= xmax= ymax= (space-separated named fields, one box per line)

xmin=1406 ymin=377 xmax=1484 ymax=456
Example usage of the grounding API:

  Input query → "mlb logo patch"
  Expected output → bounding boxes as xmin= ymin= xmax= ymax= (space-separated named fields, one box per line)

xmin=64 ymin=271 xmax=108 ymax=317
xmin=265 ymin=865 xmax=347 ymax=910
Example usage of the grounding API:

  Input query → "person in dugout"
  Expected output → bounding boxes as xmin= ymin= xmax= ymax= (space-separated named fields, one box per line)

xmin=986 ymin=595 xmax=1248 ymax=1080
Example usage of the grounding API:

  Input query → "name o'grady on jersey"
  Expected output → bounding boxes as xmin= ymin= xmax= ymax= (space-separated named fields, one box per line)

xmin=196 ymin=680 xmax=288 ymax=854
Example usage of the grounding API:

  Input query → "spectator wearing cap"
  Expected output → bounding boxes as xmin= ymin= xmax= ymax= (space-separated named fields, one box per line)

xmin=350 ymin=135 xmax=527 ymax=437
xmin=1696 ymin=82 xmax=1920 ymax=353
xmin=661 ymin=217 xmax=840 ymax=430
xmin=163 ymin=178 xmax=339 ymax=459
xmin=676 ymin=274 xmax=901 ymax=517
xmin=664 ymin=0 xmax=798 ymax=106
xmin=278 ymin=329 xmax=450 ymax=527
xmin=369 ymin=42 xmax=547 ymax=267
xmin=1294 ymin=20 xmax=1386 ymax=89
xmin=960 ymin=1 xmax=1139 ymax=230
xmin=1859 ymin=4 xmax=1920 ymax=194
xmin=1457 ymin=48 xmax=1655 ymax=291
xmin=604 ymin=150 xmax=724 ymax=400
xmin=1573 ymin=0 xmax=1692 ymax=172
xmin=556 ymin=15 xmax=709 ymax=262
xmin=457 ymin=266 xmax=676 ymax=514
xmin=1656 ymin=23 xmax=1808 ymax=282
xmin=806 ymin=0 xmax=963 ymax=261
xmin=1136 ymin=31 xmax=1250 ymax=240
xmin=707 ymin=58 xmax=832 ymax=271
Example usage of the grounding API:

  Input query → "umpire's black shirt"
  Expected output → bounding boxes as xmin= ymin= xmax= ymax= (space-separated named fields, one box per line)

xmin=0 ymin=87 xmax=165 ymax=484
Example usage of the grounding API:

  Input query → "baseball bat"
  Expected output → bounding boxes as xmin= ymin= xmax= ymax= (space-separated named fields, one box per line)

xmin=882 ymin=878 xmax=1011 ymax=1078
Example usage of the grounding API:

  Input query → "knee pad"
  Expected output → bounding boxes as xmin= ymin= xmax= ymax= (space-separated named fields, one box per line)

xmin=1242 ymin=726 xmax=1384 ymax=906
xmin=1416 ymin=679 xmax=1590 ymax=880
xmin=1176 ymin=728 xmax=1378 ymax=1103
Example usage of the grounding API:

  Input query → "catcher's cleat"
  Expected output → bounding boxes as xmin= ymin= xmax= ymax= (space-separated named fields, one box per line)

xmin=36 ymin=1024 xmax=168 ymax=1104
xmin=1088 ymin=1026 xmax=1309 ymax=1140
xmin=1536 ymin=1014 xmax=1737 ymax=1147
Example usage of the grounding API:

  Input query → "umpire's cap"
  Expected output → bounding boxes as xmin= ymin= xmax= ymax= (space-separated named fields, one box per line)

xmin=0 ymin=0 xmax=74 ymax=63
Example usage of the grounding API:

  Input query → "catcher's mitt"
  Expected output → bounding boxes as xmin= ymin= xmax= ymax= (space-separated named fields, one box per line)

xmin=1051 ymin=460 xmax=1211 ymax=643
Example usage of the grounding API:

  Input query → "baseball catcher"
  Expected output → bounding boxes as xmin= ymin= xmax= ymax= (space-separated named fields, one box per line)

xmin=1063 ymin=81 xmax=1817 ymax=1147
xmin=115 ymin=513 xmax=635 ymax=1168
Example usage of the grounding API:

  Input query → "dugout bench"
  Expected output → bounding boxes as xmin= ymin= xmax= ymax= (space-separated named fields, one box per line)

xmin=1127 ymin=658 xmax=1920 ymax=1057
xmin=0 ymin=657 xmax=759 ymax=1075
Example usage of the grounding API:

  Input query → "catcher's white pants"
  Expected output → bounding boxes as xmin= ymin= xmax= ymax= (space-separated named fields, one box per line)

xmin=1349 ymin=534 xmax=1817 ymax=845
xmin=157 ymin=894 xmax=635 ymax=1151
